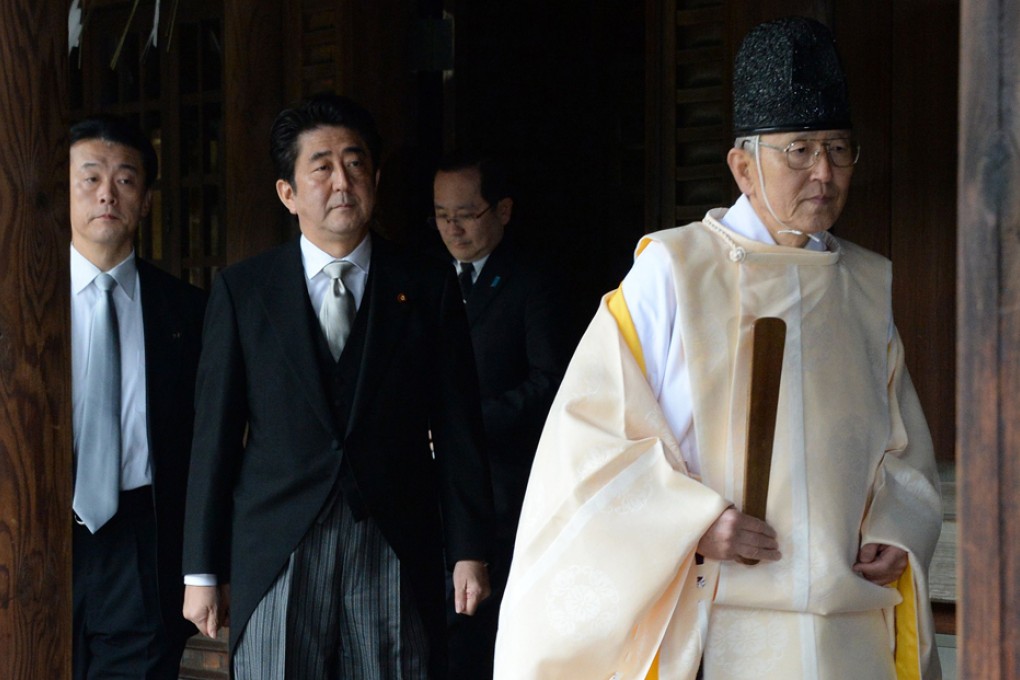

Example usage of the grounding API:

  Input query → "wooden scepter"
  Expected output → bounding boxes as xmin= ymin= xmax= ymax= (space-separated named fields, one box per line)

xmin=737 ymin=317 xmax=787 ymax=566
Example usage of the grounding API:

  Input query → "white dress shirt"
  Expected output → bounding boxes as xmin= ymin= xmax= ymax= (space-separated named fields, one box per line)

xmin=452 ymin=252 xmax=491 ymax=283
xmin=70 ymin=244 xmax=151 ymax=491
xmin=301 ymin=233 xmax=371 ymax=312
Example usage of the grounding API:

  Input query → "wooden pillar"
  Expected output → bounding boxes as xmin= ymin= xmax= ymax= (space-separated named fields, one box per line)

xmin=958 ymin=0 xmax=1020 ymax=677
xmin=223 ymin=0 xmax=288 ymax=264
xmin=0 ymin=1 xmax=71 ymax=678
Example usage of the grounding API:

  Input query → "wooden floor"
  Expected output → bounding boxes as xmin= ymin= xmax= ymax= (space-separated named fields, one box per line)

xmin=931 ymin=475 xmax=958 ymax=602
xmin=179 ymin=629 xmax=229 ymax=680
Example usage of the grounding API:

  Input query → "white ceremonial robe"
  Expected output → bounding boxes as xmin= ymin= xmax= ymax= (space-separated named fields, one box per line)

xmin=494 ymin=208 xmax=942 ymax=680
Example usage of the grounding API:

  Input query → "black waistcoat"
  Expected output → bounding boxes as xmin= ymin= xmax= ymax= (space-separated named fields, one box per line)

xmin=307 ymin=283 xmax=371 ymax=519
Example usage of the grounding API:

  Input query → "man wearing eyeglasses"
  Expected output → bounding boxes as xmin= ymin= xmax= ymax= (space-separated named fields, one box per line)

xmin=495 ymin=17 xmax=942 ymax=680
xmin=431 ymin=152 xmax=570 ymax=679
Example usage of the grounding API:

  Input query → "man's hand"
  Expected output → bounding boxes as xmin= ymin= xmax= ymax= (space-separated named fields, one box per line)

xmin=697 ymin=507 xmax=781 ymax=563
xmin=183 ymin=584 xmax=231 ymax=638
xmin=853 ymin=543 xmax=908 ymax=586
xmin=452 ymin=560 xmax=491 ymax=616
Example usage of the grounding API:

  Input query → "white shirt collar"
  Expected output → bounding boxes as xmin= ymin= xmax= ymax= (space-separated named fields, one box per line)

xmin=70 ymin=244 xmax=138 ymax=299
xmin=720 ymin=194 xmax=828 ymax=252
xmin=458 ymin=252 xmax=491 ymax=276
xmin=300 ymin=232 xmax=373 ymax=280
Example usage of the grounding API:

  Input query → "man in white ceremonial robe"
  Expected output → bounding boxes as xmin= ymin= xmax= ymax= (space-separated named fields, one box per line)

xmin=494 ymin=16 xmax=942 ymax=680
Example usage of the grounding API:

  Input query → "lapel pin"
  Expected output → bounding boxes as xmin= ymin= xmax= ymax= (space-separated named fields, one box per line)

xmin=397 ymin=292 xmax=408 ymax=302
xmin=490 ymin=276 xmax=501 ymax=288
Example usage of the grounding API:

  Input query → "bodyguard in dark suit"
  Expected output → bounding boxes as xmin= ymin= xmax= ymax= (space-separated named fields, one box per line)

xmin=70 ymin=115 xmax=205 ymax=679
xmin=432 ymin=153 xmax=570 ymax=679
xmin=182 ymin=94 xmax=495 ymax=679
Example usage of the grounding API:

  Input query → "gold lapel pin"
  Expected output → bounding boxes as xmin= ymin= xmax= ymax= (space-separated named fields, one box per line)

xmin=397 ymin=293 xmax=408 ymax=303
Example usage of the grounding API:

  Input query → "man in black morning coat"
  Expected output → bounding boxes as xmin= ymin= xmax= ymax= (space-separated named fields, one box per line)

xmin=182 ymin=93 xmax=494 ymax=679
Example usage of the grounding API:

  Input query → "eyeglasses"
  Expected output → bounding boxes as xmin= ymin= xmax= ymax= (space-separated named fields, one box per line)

xmin=756 ymin=138 xmax=861 ymax=170
xmin=428 ymin=204 xmax=493 ymax=229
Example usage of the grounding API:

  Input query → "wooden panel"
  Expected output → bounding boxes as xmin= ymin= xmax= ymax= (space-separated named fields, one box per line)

xmin=0 ymin=1 xmax=72 ymax=678
xmin=830 ymin=1 xmax=893 ymax=257
xmin=340 ymin=0 xmax=421 ymax=242
xmin=174 ymin=8 xmax=226 ymax=289
xmin=72 ymin=2 xmax=169 ymax=267
xmin=958 ymin=0 xmax=1020 ymax=675
xmin=833 ymin=2 xmax=959 ymax=469
xmin=281 ymin=0 xmax=425 ymax=242
xmin=288 ymin=0 xmax=343 ymax=99
xmin=671 ymin=0 xmax=730 ymax=227
xmin=889 ymin=0 xmax=958 ymax=465
xmin=71 ymin=0 xmax=227 ymax=288
xmin=223 ymin=0 xmax=287 ymax=264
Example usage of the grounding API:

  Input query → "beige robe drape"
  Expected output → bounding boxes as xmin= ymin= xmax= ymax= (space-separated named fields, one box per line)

xmin=494 ymin=216 xmax=942 ymax=680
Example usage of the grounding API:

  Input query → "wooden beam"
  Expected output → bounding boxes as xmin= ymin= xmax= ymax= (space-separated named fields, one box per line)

xmin=0 ymin=0 xmax=72 ymax=677
xmin=958 ymin=0 xmax=1020 ymax=677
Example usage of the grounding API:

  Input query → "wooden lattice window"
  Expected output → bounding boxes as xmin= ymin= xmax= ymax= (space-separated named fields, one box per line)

xmin=69 ymin=0 xmax=225 ymax=289
xmin=673 ymin=0 xmax=732 ymax=225
xmin=646 ymin=0 xmax=734 ymax=231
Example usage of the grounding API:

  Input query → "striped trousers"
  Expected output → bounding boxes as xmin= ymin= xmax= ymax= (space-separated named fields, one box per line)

xmin=233 ymin=491 xmax=430 ymax=679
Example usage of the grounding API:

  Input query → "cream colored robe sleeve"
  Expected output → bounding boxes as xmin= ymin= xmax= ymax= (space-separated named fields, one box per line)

xmin=494 ymin=293 xmax=729 ymax=680
xmin=862 ymin=326 xmax=944 ymax=679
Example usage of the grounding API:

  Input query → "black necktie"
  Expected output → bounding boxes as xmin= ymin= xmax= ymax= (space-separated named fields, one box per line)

xmin=458 ymin=261 xmax=475 ymax=301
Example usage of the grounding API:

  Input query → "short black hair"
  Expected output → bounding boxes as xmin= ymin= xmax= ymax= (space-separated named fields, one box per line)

xmin=435 ymin=150 xmax=511 ymax=208
xmin=70 ymin=114 xmax=159 ymax=189
xmin=270 ymin=92 xmax=383 ymax=185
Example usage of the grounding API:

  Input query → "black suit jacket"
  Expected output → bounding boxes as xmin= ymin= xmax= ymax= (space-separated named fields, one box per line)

xmin=183 ymin=234 xmax=494 ymax=666
xmin=462 ymin=238 xmax=569 ymax=550
xmin=136 ymin=259 xmax=207 ymax=641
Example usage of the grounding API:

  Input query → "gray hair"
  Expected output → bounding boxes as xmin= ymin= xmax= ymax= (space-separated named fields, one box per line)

xmin=734 ymin=136 xmax=758 ymax=154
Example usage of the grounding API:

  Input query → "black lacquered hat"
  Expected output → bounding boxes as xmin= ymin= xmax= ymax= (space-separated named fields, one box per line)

xmin=733 ymin=17 xmax=852 ymax=136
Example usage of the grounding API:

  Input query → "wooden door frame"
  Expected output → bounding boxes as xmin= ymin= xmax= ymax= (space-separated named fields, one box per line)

xmin=0 ymin=1 xmax=72 ymax=677
xmin=957 ymin=0 xmax=1020 ymax=677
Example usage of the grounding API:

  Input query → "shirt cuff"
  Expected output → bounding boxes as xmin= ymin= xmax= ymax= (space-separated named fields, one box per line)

xmin=184 ymin=573 xmax=218 ymax=586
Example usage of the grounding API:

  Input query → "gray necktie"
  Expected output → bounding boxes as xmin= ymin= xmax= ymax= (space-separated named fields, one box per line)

xmin=319 ymin=261 xmax=356 ymax=361
xmin=73 ymin=272 xmax=122 ymax=533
